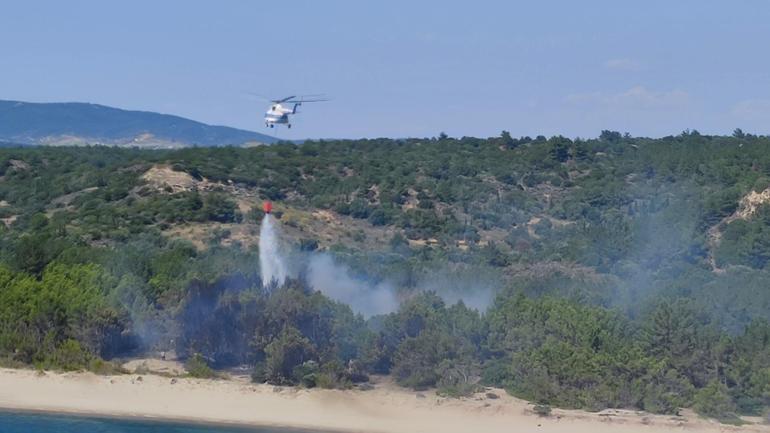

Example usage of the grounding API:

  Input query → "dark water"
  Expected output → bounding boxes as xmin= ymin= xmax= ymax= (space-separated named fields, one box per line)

xmin=0 ymin=411 xmax=318 ymax=433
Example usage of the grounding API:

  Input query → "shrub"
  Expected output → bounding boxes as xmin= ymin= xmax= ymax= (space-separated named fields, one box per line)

xmin=694 ymin=381 xmax=741 ymax=424
xmin=293 ymin=360 xmax=320 ymax=388
xmin=264 ymin=327 xmax=314 ymax=385
xmin=186 ymin=353 xmax=216 ymax=379
xmin=49 ymin=339 xmax=90 ymax=371
xmin=88 ymin=358 xmax=125 ymax=375
xmin=251 ymin=361 xmax=267 ymax=383
xmin=638 ymin=369 xmax=693 ymax=415
xmin=316 ymin=371 xmax=345 ymax=389
xmin=533 ymin=404 xmax=552 ymax=417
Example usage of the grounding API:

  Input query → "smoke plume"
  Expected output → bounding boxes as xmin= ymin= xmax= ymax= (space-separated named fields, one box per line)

xmin=259 ymin=215 xmax=499 ymax=317
xmin=306 ymin=253 xmax=399 ymax=317
xmin=414 ymin=264 xmax=500 ymax=312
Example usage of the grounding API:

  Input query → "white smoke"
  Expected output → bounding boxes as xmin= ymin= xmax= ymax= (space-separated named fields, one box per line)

xmin=259 ymin=214 xmax=498 ymax=316
xmin=415 ymin=264 xmax=500 ymax=312
xmin=307 ymin=254 xmax=399 ymax=317
xmin=259 ymin=214 xmax=288 ymax=288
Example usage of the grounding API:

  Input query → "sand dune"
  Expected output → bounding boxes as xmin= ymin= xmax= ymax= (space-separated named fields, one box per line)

xmin=0 ymin=367 xmax=766 ymax=433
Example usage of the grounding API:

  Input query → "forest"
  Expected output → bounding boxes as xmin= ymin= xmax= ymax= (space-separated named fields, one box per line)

xmin=0 ymin=130 xmax=769 ymax=424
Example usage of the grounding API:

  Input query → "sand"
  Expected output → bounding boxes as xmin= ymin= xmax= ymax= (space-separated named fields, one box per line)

xmin=0 ymin=367 xmax=767 ymax=433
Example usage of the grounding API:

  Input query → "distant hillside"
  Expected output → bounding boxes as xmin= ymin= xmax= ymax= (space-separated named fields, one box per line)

xmin=0 ymin=100 xmax=278 ymax=147
xmin=3 ymin=137 xmax=770 ymax=421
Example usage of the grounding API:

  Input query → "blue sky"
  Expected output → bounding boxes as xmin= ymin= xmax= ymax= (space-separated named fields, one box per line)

xmin=2 ymin=1 xmax=769 ymax=140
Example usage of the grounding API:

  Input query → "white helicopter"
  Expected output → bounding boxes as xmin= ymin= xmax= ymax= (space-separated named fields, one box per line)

xmin=261 ymin=95 xmax=328 ymax=129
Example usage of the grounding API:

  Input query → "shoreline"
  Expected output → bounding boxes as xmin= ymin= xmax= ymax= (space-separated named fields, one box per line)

xmin=0 ymin=407 xmax=326 ymax=432
xmin=0 ymin=367 xmax=767 ymax=433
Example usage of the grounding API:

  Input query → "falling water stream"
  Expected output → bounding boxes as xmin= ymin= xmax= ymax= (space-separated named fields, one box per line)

xmin=259 ymin=214 xmax=287 ymax=288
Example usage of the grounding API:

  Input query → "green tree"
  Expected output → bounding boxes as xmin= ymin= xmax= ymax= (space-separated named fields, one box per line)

xmin=264 ymin=326 xmax=315 ymax=384
xmin=694 ymin=381 xmax=739 ymax=422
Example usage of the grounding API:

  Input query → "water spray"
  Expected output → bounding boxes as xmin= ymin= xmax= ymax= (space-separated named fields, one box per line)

xmin=259 ymin=201 xmax=287 ymax=288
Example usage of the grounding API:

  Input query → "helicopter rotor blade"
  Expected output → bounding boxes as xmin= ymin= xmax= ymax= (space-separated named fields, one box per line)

xmin=286 ymin=99 xmax=329 ymax=104
xmin=298 ymin=93 xmax=328 ymax=98
xmin=244 ymin=93 xmax=330 ymax=104
xmin=243 ymin=92 xmax=271 ymax=101
xmin=285 ymin=95 xmax=331 ymax=103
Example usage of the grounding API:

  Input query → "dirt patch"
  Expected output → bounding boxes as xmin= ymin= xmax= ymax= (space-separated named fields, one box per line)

xmin=526 ymin=215 xmax=574 ymax=239
xmin=141 ymin=165 xmax=199 ymax=193
xmin=478 ymin=228 xmax=511 ymax=248
xmin=707 ymin=187 xmax=770 ymax=272
xmin=164 ymin=223 xmax=261 ymax=250
xmin=527 ymin=217 xmax=542 ymax=238
xmin=301 ymin=207 xmax=399 ymax=249
xmin=163 ymin=205 xmax=399 ymax=254
xmin=401 ymin=188 xmax=420 ymax=210
xmin=408 ymin=238 xmax=439 ymax=247
xmin=1 ymin=215 xmax=17 ymax=227
xmin=123 ymin=357 xmax=186 ymax=376
xmin=736 ymin=188 xmax=770 ymax=220
xmin=236 ymin=198 xmax=254 ymax=215
xmin=164 ymin=225 xmax=210 ymax=250
xmin=138 ymin=166 xmax=400 ymax=253
xmin=8 ymin=159 xmax=29 ymax=170
xmin=311 ymin=209 xmax=338 ymax=224
xmin=367 ymin=184 xmax=381 ymax=204
xmin=139 ymin=166 xmax=265 ymax=215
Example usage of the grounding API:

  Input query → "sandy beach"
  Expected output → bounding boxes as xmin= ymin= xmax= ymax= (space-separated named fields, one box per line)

xmin=0 ymin=366 xmax=766 ymax=433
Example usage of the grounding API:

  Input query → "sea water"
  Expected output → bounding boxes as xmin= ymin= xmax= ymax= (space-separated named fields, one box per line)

xmin=0 ymin=411 xmax=320 ymax=433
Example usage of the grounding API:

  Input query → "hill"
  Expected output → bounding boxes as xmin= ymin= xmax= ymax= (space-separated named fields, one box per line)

xmin=0 ymin=133 xmax=769 ymax=424
xmin=0 ymin=100 xmax=278 ymax=147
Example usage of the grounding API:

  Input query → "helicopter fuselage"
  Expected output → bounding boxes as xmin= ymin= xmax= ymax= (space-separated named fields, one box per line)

xmin=260 ymin=95 xmax=326 ymax=129
xmin=264 ymin=103 xmax=297 ymax=128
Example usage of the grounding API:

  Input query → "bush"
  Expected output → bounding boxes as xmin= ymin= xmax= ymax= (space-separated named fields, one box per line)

xmin=251 ymin=361 xmax=267 ymax=383
xmin=49 ymin=339 xmax=90 ymax=371
xmin=0 ymin=356 xmax=26 ymax=369
xmin=315 ymin=371 xmax=345 ymax=389
xmin=480 ymin=359 xmax=509 ymax=386
xmin=392 ymin=337 xmax=441 ymax=389
xmin=264 ymin=327 xmax=314 ymax=385
xmin=293 ymin=360 xmax=320 ymax=388
xmin=186 ymin=353 xmax=216 ymax=379
xmin=533 ymin=404 xmax=552 ymax=417
xmin=310 ymin=361 xmax=354 ymax=390
xmin=88 ymin=358 xmax=125 ymax=375
xmin=694 ymin=381 xmax=740 ymax=423
xmin=638 ymin=369 xmax=693 ymax=415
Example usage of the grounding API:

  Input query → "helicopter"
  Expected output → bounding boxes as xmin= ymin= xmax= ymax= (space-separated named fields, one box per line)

xmin=261 ymin=95 xmax=329 ymax=129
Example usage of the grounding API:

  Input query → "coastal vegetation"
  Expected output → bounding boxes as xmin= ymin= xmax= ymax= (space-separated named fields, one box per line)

xmin=1 ymin=131 xmax=770 ymax=422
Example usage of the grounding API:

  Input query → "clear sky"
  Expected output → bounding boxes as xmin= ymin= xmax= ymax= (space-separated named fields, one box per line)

xmin=2 ymin=1 xmax=770 ymax=140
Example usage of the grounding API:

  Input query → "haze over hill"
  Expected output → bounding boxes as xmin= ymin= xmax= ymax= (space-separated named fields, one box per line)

xmin=0 ymin=100 xmax=278 ymax=148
